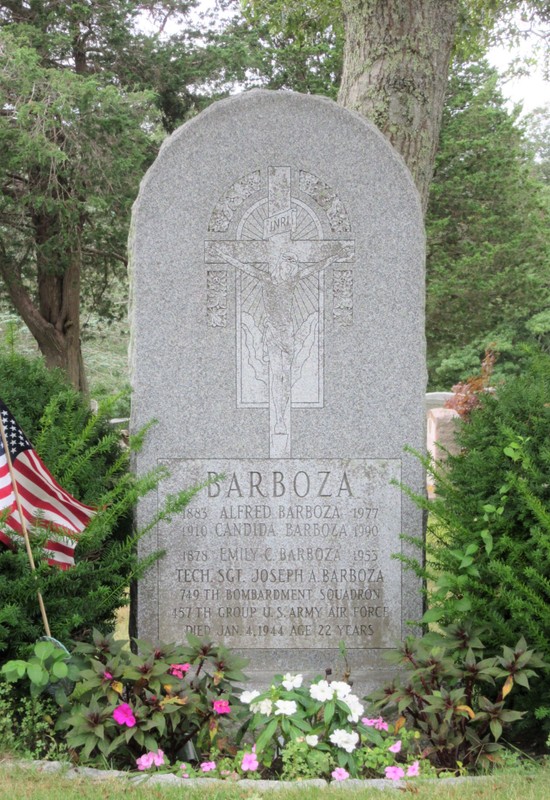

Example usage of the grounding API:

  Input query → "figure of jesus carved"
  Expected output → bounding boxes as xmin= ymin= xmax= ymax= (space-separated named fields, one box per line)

xmin=205 ymin=167 xmax=354 ymax=457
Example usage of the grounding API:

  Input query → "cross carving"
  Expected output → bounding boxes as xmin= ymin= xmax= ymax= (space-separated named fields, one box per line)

xmin=205 ymin=167 xmax=354 ymax=457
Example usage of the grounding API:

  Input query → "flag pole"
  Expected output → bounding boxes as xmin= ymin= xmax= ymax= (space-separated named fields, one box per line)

xmin=0 ymin=415 xmax=51 ymax=638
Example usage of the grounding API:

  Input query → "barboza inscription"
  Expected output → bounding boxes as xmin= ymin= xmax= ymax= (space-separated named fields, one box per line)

xmin=157 ymin=458 xmax=401 ymax=650
xmin=205 ymin=167 xmax=355 ymax=457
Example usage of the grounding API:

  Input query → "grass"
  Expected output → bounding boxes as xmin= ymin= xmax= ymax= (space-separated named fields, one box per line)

xmin=0 ymin=765 xmax=549 ymax=800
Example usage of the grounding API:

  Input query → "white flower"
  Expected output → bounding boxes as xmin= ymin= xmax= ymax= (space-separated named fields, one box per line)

xmin=344 ymin=694 xmax=364 ymax=723
xmin=305 ymin=735 xmax=319 ymax=747
xmin=274 ymin=699 xmax=298 ymax=716
xmin=330 ymin=681 xmax=352 ymax=700
xmin=329 ymin=729 xmax=360 ymax=753
xmin=309 ymin=680 xmax=335 ymax=702
xmin=250 ymin=698 xmax=273 ymax=716
xmin=240 ymin=690 xmax=261 ymax=705
xmin=282 ymin=673 xmax=303 ymax=691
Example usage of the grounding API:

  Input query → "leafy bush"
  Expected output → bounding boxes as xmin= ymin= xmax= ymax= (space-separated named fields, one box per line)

xmin=0 ymin=350 xmax=77 ymax=442
xmin=405 ymin=350 xmax=550 ymax=742
xmin=370 ymin=623 xmax=544 ymax=772
xmin=0 ymin=350 xmax=195 ymax=660
xmin=2 ymin=630 xmax=247 ymax=768
xmin=60 ymin=631 xmax=247 ymax=766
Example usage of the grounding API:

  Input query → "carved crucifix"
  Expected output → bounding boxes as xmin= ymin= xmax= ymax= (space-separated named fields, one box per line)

xmin=205 ymin=167 xmax=354 ymax=458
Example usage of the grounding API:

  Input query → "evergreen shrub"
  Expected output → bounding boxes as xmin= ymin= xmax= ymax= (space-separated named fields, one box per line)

xmin=0 ymin=350 xmax=195 ymax=660
xmin=0 ymin=350 xmax=75 ymax=442
xmin=407 ymin=350 xmax=550 ymax=743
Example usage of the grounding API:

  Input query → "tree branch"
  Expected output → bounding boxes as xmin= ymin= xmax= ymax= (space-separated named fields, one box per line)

xmin=81 ymin=247 xmax=128 ymax=266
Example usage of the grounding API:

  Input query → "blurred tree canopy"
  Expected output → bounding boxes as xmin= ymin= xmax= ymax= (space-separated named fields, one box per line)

xmin=0 ymin=0 xmax=249 ymax=390
xmin=426 ymin=63 xmax=549 ymax=387
xmin=0 ymin=0 xmax=548 ymax=390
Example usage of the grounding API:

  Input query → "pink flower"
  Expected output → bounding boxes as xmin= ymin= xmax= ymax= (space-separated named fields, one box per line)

xmin=388 ymin=740 xmax=402 ymax=753
xmin=241 ymin=752 xmax=259 ymax=772
xmin=113 ymin=703 xmax=136 ymax=727
xmin=407 ymin=760 xmax=420 ymax=777
xmin=200 ymin=761 xmax=216 ymax=772
xmin=385 ymin=765 xmax=405 ymax=781
xmin=331 ymin=767 xmax=349 ymax=781
xmin=136 ymin=749 xmax=164 ymax=770
xmin=180 ymin=763 xmax=190 ymax=779
xmin=169 ymin=663 xmax=191 ymax=679
xmin=213 ymin=699 xmax=231 ymax=714
xmin=361 ymin=716 xmax=389 ymax=731
xmin=136 ymin=752 xmax=154 ymax=771
xmin=102 ymin=671 xmax=113 ymax=681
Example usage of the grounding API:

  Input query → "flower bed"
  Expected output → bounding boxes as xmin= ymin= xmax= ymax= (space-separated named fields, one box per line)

xmin=0 ymin=623 xmax=544 ymax=782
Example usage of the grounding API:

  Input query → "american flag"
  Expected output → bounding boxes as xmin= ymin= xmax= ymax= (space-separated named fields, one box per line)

xmin=0 ymin=399 xmax=95 ymax=569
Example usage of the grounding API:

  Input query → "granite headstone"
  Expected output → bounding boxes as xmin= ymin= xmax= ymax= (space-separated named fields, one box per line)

xmin=129 ymin=90 xmax=426 ymax=692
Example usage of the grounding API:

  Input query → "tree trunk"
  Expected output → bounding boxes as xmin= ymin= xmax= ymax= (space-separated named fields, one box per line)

xmin=39 ymin=253 xmax=88 ymax=395
xmin=338 ymin=0 xmax=459 ymax=213
xmin=0 ymin=241 xmax=89 ymax=395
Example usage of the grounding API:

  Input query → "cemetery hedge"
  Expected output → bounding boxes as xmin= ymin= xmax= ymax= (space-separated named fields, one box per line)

xmin=0 ymin=350 xmax=170 ymax=661
xmin=421 ymin=349 xmax=550 ymax=743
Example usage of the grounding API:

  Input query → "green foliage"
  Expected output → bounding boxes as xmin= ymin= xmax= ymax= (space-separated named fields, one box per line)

xmin=455 ymin=0 xmax=550 ymax=62
xmin=240 ymin=0 xmax=550 ymax=86
xmin=426 ymin=61 xmax=550 ymax=388
xmin=0 ymin=349 xmax=75 ymax=441
xmin=0 ymin=1 xmax=249 ymax=386
xmin=1 ymin=639 xmax=79 ymax=703
xmin=523 ymin=105 xmax=550 ymax=188
xmin=0 ymin=0 xmax=225 ymax=140
xmin=432 ymin=337 xmax=548 ymax=391
xmin=4 ymin=630 xmax=248 ymax=768
xmin=280 ymin=737 xmax=333 ymax=780
xmin=0 ymin=28 xmax=158 ymax=318
xmin=0 ymin=678 xmax=67 ymax=761
xmin=236 ymin=0 xmax=344 ymax=98
xmin=370 ymin=624 xmax=545 ymax=772
xmin=405 ymin=351 xmax=550 ymax=742
xmin=0 ymin=351 xmax=198 ymax=660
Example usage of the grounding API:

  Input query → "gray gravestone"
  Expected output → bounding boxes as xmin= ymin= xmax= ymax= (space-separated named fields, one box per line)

xmin=129 ymin=90 xmax=425 ymax=693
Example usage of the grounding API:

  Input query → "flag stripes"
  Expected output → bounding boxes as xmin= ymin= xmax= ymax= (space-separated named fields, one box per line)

xmin=0 ymin=399 xmax=95 ymax=569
